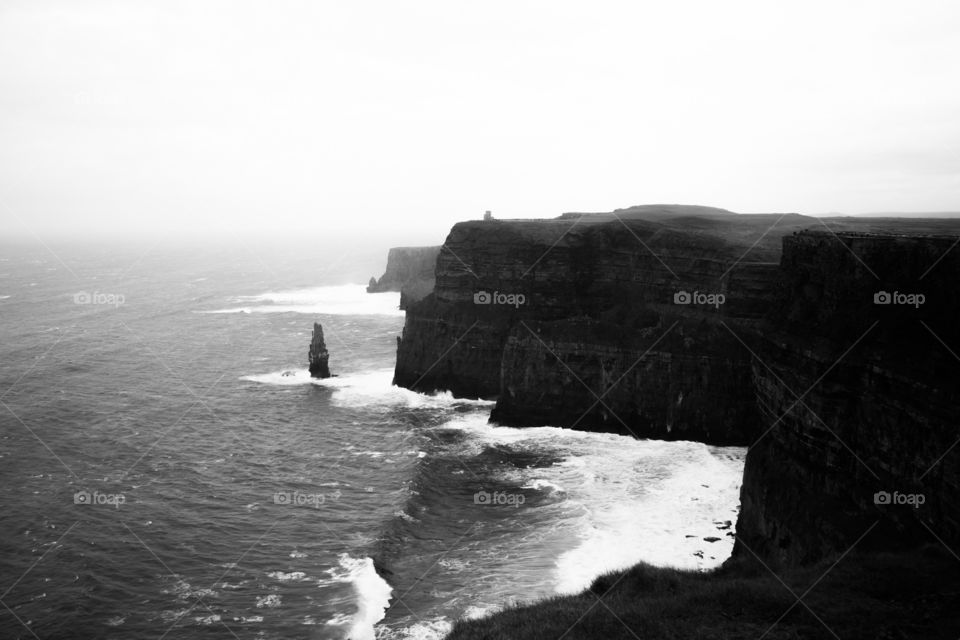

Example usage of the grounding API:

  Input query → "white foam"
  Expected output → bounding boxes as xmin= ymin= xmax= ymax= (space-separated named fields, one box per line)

xmin=255 ymin=594 xmax=282 ymax=608
xmin=463 ymin=605 xmax=495 ymax=620
xmin=553 ymin=447 xmax=744 ymax=594
xmin=240 ymin=368 xmax=316 ymax=386
xmin=521 ymin=479 xmax=565 ymax=493
xmin=201 ymin=284 xmax=404 ymax=316
xmin=241 ymin=368 xmax=496 ymax=410
xmin=163 ymin=579 xmax=217 ymax=601
xmin=267 ymin=571 xmax=307 ymax=582
xmin=324 ymin=612 xmax=352 ymax=627
xmin=381 ymin=617 xmax=453 ymax=640
xmin=439 ymin=413 xmax=745 ymax=596
xmin=327 ymin=554 xmax=392 ymax=640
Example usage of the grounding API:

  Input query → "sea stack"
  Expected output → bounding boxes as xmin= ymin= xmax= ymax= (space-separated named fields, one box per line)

xmin=308 ymin=322 xmax=331 ymax=378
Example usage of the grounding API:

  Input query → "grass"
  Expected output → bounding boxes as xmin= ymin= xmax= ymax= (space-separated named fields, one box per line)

xmin=445 ymin=545 xmax=960 ymax=640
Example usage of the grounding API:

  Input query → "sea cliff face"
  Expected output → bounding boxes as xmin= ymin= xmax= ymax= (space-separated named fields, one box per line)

xmin=392 ymin=207 xmax=960 ymax=565
xmin=367 ymin=246 xmax=440 ymax=307
xmin=735 ymin=231 xmax=960 ymax=564
xmin=395 ymin=207 xmax=806 ymax=444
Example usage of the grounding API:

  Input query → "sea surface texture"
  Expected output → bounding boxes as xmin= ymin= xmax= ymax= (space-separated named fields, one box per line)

xmin=0 ymin=242 xmax=744 ymax=639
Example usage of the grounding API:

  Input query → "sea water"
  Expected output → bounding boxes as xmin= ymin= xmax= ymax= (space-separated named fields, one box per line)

xmin=0 ymin=240 xmax=743 ymax=639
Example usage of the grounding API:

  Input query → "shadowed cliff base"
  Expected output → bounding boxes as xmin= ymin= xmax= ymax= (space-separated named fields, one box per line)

xmin=446 ymin=545 xmax=960 ymax=640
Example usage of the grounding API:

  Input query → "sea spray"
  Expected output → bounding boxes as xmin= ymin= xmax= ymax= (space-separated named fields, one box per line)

xmin=437 ymin=413 xmax=745 ymax=596
xmin=240 ymin=368 xmax=495 ymax=409
xmin=200 ymin=284 xmax=405 ymax=316
xmin=326 ymin=555 xmax=392 ymax=640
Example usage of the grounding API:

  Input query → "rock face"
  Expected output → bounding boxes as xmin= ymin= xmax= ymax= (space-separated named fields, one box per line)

xmin=308 ymin=322 xmax=331 ymax=378
xmin=366 ymin=246 xmax=441 ymax=308
xmin=393 ymin=205 xmax=960 ymax=565
xmin=394 ymin=206 xmax=813 ymax=444
xmin=735 ymin=231 xmax=960 ymax=565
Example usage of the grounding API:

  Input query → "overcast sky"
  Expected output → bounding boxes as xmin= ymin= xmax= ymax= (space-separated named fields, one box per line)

xmin=1 ymin=0 xmax=959 ymax=242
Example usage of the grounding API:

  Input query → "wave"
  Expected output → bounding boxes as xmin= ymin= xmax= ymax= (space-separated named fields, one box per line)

xmin=241 ymin=366 xmax=744 ymax=625
xmin=325 ymin=555 xmax=393 ymax=640
xmin=266 ymin=571 xmax=308 ymax=582
xmin=200 ymin=284 xmax=404 ymax=316
xmin=552 ymin=446 xmax=744 ymax=594
xmin=240 ymin=368 xmax=495 ymax=410
xmin=380 ymin=617 xmax=453 ymax=640
xmin=436 ymin=414 xmax=746 ymax=595
xmin=521 ymin=478 xmax=566 ymax=493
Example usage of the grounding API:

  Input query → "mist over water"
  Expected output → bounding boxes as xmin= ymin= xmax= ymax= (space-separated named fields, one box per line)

xmin=0 ymin=242 xmax=743 ymax=639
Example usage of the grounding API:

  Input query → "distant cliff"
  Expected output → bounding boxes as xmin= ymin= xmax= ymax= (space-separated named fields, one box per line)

xmin=393 ymin=205 xmax=960 ymax=565
xmin=366 ymin=246 xmax=440 ymax=308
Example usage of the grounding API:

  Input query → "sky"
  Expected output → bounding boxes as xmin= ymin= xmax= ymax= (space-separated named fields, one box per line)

xmin=1 ymin=0 xmax=959 ymax=243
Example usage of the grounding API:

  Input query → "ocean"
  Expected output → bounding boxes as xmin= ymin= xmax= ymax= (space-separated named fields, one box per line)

xmin=0 ymin=239 xmax=744 ymax=639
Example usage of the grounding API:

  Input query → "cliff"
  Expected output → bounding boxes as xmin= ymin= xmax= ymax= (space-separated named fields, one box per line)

xmin=394 ymin=206 xmax=814 ymax=444
xmin=366 ymin=245 xmax=441 ymax=308
xmin=735 ymin=230 xmax=960 ymax=565
xmin=394 ymin=206 xmax=960 ymax=567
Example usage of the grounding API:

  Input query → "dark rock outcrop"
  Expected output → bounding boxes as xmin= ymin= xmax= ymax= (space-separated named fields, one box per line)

xmin=366 ymin=246 xmax=441 ymax=308
xmin=308 ymin=322 xmax=331 ymax=378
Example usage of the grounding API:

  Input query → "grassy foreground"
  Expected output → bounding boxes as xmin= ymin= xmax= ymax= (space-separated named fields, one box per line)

xmin=445 ymin=545 xmax=960 ymax=640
